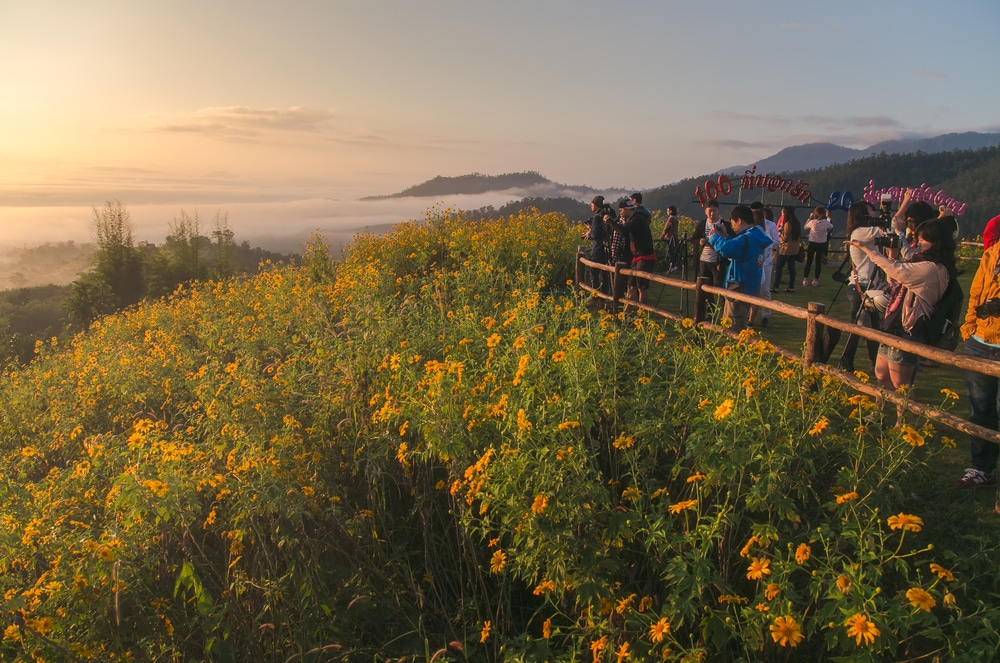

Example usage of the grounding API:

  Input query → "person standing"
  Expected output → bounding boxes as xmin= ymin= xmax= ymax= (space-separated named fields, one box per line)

xmin=747 ymin=202 xmax=779 ymax=327
xmin=607 ymin=198 xmax=656 ymax=306
xmin=658 ymin=205 xmax=680 ymax=273
xmin=693 ymin=200 xmax=726 ymax=286
xmin=584 ymin=196 xmax=611 ymax=299
xmin=846 ymin=219 xmax=955 ymax=392
xmin=772 ymin=206 xmax=801 ymax=293
xmin=802 ymin=206 xmax=834 ymax=287
xmin=707 ymin=204 xmax=772 ymax=332
xmin=956 ymin=237 xmax=1000 ymax=488
xmin=838 ymin=201 xmax=887 ymax=372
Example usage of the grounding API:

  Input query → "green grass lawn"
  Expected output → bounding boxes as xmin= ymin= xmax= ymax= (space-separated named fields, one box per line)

xmin=645 ymin=254 xmax=1000 ymax=531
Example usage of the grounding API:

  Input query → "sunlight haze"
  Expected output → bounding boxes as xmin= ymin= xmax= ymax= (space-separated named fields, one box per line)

xmin=1 ymin=0 xmax=998 ymax=250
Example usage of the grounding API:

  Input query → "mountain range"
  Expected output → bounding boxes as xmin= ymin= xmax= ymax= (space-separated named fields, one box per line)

xmin=724 ymin=131 xmax=1000 ymax=176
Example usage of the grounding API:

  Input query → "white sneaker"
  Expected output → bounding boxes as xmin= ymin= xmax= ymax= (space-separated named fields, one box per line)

xmin=802 ymin=279 xmax=808 ymax=287
xmin=812 ymin=279 xmax=819 ymax=287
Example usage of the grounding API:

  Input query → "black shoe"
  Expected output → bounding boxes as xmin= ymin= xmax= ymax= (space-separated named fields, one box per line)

xmin=783 ymin=288 xmax=794 ymax=293
xmin=770 ymin=287 xmax=779 ymax=293
xmin=761 ymin=317 xmax=769 ymax=328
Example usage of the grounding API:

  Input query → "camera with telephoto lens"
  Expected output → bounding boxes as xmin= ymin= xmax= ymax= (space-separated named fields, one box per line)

xmin=873 ymin=233 xmax=900 ymax=249
xmin=975 ymin=298 xmax=1000 ymax=319
xmin=868 ymin=193 xmax=894 ymax=229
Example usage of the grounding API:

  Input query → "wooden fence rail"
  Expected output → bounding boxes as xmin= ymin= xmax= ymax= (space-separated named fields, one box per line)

xmin=576 ymin=248 xmax=1000 ymax=445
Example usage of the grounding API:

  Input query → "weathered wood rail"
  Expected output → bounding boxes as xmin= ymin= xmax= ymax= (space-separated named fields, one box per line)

xmin=575 ymin=248 xmax=1000 ymax=445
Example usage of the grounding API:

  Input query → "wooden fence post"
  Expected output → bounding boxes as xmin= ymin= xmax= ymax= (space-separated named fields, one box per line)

xmin=612 ymin=261 xmax=626 ymax=314
xmin=694 ymin=277 xmax=709 ymax=324
xmin=575 ymin=246 xmax=584 ymax=291
xmin=804 ymin=302 xmax=825 ymax=366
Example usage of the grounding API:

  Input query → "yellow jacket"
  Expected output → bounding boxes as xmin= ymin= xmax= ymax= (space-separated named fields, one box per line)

xmin=962 ymin=242 xmax=1000 ymax=343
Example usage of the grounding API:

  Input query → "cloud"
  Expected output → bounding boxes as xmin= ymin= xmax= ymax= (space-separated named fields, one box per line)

xmin=144 ymin=106 xmax=337 ymax=141
xmin=713 ymin=111 xmax=900 ymax=130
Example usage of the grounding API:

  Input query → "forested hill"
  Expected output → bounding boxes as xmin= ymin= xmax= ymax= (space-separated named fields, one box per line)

xmin=641 ymin=145 xmax=1000 ymax=238
xmin=363 ymin=171 xmax=553 ymax=198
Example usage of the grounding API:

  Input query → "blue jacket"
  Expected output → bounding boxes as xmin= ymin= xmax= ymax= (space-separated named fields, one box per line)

xmin=708 ymin=225 xmax=773 ymax=292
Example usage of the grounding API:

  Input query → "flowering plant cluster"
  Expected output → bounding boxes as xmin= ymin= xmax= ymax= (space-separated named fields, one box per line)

xmin=0 ymin=209 xmax=996 ymax=662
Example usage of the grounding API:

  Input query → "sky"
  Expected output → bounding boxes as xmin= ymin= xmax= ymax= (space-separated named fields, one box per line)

xmin=1 ymin=0 xmax=998 ymax=250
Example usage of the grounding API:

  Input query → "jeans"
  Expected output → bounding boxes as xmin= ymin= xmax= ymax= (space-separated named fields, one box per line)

xmin=803 ymin=241 xmax=829 ymax=280
xmin=964 ymin=336 xmax=1000 ymax=473
xmin=589 ymin=248 xmax=610 ymax=294
xmin=840 ymin=285 xmax=880 ymax=371
xmin=773 ymin=253 xmax=796 ymax=289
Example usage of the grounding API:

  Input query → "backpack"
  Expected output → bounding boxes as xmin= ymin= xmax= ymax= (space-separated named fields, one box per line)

xmin=924 ymin=275 xmax=964 ymax=351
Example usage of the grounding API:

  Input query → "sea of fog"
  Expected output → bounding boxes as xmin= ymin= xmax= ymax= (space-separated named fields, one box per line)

xmin=0 ymin=186 xmax=590 ymax=255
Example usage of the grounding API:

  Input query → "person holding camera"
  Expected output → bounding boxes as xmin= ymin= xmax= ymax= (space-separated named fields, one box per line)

xmin=839 ymin=201 xmax=888 ymax=372
xmin=707 ymin=204 xmax=772 ymax=332
xmin=846 ymin=218 xmax=956 ymax=392
xmin=802 ymin=206 xmax=834 ymax=287
xmin=956 ymin=237 xmax=1000 ymax=488
xmin=606 ymin=198 xmax=655 ymax=306
xmin=584 ymin=196 xmax=612 ymax=300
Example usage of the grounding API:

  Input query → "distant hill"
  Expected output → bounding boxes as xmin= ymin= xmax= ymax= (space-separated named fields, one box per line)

xmin=362 ymin=170 xmax=622 ymax=204
xmin=725 ymin=131 xmax=1000 ymax=175
xmin=364 ymin=171 xmax=552 ymax=199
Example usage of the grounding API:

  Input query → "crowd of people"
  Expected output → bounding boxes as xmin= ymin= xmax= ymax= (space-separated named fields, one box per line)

xmin=582 ymin=191 xmax=1000 ymax=491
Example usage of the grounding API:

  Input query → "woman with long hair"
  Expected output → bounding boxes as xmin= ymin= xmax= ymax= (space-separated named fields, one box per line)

xmin=847 ymin=218 xmax=956 ymax=391
xmin=771 ymin=206 xmax=801 ymax=293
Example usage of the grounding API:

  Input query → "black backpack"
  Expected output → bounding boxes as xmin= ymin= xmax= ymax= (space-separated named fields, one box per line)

xmin=924 ymin=275 xmax=964 ymax=351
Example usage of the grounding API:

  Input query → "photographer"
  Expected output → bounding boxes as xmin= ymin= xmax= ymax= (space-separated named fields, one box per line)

xmin=846 ymin=218 xmax=956 ymax=392
xmin=839 ymin=200 xmax=889 ymax=372
xmin=956 ymin=239 xmax=1000 ymax=488
xmin=584 ymin=196 xmax=612 ymax=300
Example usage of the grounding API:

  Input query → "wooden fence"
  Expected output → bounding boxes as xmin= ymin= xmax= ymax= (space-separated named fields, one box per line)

xmin=575 ymin=247 xmax=1000 ymax=445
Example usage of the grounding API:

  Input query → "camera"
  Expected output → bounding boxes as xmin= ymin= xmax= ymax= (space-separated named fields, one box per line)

xmin=869 ymin=193 xmax=894 ymax=229
xmin=873 ymin=234 xmax=900 ymax=249
xmin=975 ymin=298 xmax=1000 ymax=319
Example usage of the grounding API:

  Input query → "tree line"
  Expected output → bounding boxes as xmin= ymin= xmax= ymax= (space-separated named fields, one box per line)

xmin=0 ymin=201 xmax=291 ymax=365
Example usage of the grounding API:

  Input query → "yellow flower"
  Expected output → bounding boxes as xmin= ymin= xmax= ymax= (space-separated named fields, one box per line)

xmin=887 ymin=513 xmax=923 ymax=532
xmin=746 ymin=557 xmax=771 ymax=580
xmin=649 ymin=616 xmax=670 ymax=643
xmin=681 ymin=318 xmax=694 ymax=328
xmin=486 ymin=333 xmax=501 ymax=348
xmin=490 ymin=550 xmax=507 ymax=573
xmin=769 ymin=615 xmax=804 ymax=648
xmin=940 ymin=388 xmax=959 ymax=400
xmin=764 ymin=583 xmax=780 ymax=600
xmin=551 ymin=350 xmax=567 ymax=363
xmin=480 ymin=620 xmax=491 ymax=643
xmin=558 ymin=420 xmax=581 ymax=430
xmin=615 ymin=641 xmax=630 ymax=662
xmin=899 ymin=424 xmax=925 ymax=447
xmin=398 ymin=421 xmax=409 ymax=436
xmin=531 ymin=493 xmax=549 ymax=515
xmin=686 ymin=472 xmax=705 ymax=483
xmin=929 ymin=563 xmax=954 ymax=582
xmin=714 ymin=399 xmax=734 ymax=420
xmin=808 ymin=417 xmax=829 ymax=436
xmin=906 ymin=587 xmax=936 ymax=612
xmin=718 ymin=594 xmax=748 ymax=605
xmin=844 ymin=613 xmax=880 ymax=646
xmin=590 ymin=635 xmax=608 ymax=661
xmin=613 ymin=434 xmax=634 ymax=449
xmin=542 ymin=618 xmax=552 ymax=639
xmin=836 ymin=575 xmax=852 ymax=595
xmin=616 ymin=594 xmax=636 ymax=614
xmin=533 ymin=579 xmax=556 ymax=595
xmin=835 ymin=491 xmax=858 ymax=504
xmin=795 ymin=543 xmax=811 ymax=565
xmin=668 ymin=499 xmax=698 ymax=514
xmin=396 ymin=442 xmax=408 ymax=465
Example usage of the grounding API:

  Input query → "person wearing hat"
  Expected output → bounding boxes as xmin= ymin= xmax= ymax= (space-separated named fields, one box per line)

xmin=606 ymin=198 xmax=655 ymax=306
xmin=584 ymin=196 xmax=612 ymax=299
